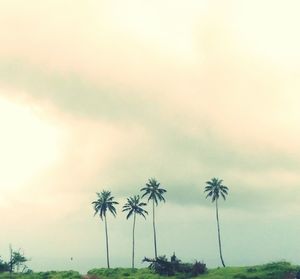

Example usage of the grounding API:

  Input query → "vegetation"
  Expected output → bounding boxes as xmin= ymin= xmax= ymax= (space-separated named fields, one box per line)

xmin=0 ymin=247 xmax=29 ymax=274
xmin=0 ymin=258 xmax=9 ymax=273
xmin=143 ymin=253 xmax=207 ymax=277
xmin=0 ymin=270 xmax=81 ymax=278
xmin=92 ymin=190 xmax=119 ymax=269
xmin=204 ymin=178 xmax=229 ymax=267
xmin=0 ymin=262 xmax=299 ymax=278
xmin=86 ymin=262 xmax=300 ymax=279
xmin=200 ymin=261 xmax=299 ymax=279
xmin=141 ymin=178 xmax=167 ymax=259
xmin=87 ymin=267 xmax=163 ymax=279
xmin=9 ymin=250 xmax=29 ymax=273
xmin=122 ymin=195 xmax=148 ymax=269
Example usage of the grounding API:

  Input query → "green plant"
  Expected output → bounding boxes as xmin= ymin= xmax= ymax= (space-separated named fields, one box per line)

xmin=143 ymin=254 xmax=206 ymax=277
xmin=0 ymin=259 xmax=9 ymax=273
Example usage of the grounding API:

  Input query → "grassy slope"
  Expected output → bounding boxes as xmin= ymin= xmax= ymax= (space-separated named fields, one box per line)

xmin=0 ymin=262 xmax=298 ymax=279
xmin=200 ymin=262 xmax=298 ymax=279
xmin=87 ymin=268 xmax=164 ymax=279
xmin=0 ymin=271 xmax=81 ymax=279
xmin=87 ymin=262 xmax=299 ymax=279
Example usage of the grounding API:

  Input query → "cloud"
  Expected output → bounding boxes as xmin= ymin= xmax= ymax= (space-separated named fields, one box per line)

xmin=0 ymin=60 xmax=299 ymax=210
xmin=0 ymin=60 xmax=148 ymax=122
xmin=1 ymin=0 xmax=300 ymax=271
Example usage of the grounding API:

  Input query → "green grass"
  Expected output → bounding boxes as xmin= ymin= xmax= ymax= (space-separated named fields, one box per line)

xmin=0 ymin=271 xmax=81 ymax=279
xmin=87 ymin=267 xmax=168 ymax=279
xmin=196 ymin=261 xmax=299 ymax=279
xmin=87 ymin=262 xmax=299 ymax=279
xmin=0 ymin=261 xmax=299 ymax=279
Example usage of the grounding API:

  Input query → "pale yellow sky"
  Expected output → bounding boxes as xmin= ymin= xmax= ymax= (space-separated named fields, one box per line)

xmin=0 ymin=0 xmax=300 ymax=272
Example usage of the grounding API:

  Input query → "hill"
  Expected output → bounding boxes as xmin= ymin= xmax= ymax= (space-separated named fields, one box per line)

xmin=87 ymin=261 xmax=299 ymax=279
xmin=0 ymin=261 xmax=298 ymax=279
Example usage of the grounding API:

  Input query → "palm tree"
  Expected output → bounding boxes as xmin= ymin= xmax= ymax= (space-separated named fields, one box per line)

xmin=204 ymin=178 xmax=229 ymax=267
xmin=122 ymin=195 xmax=148 ymax=269
xmin=92 ymin=190 xmax=118 ymax=268
xmin=141 ymin=178 xmax=166 ymax=259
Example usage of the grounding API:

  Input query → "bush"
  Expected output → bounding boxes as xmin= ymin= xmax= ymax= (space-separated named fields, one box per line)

xmin=191 ymin=261 xmax=206 ymax=276
xmin=0 ymin=259 xmax=9 ymax=273
xmin=143 ymin=254 xmax=207 ymax=277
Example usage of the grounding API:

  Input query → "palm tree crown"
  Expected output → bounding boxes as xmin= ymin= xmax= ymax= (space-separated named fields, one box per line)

xmin=92 ymin=190 xmax=118 ymax=220
xmin=204 ymin=178 xmax=228 ymax=202
xmin=141 ymin=178 xmax=166 ymax=204
xmin=122 ymin=195 xmax=148 ymax=219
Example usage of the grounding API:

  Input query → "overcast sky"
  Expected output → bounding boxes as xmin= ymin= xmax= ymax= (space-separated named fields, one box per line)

xmin=0 ymin=0 xmax=300 ymax=274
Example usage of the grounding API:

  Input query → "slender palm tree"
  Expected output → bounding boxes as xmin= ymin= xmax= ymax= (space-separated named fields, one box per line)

xmin=141 ymin=178 xmax=166 ymax=259
xmin=122 ymin=195 xmax=148 ymax=269
xmin=204 ymin=178 xmax=229 ymax=267
xmin=92 ymin=190 xmax=118 ymax=268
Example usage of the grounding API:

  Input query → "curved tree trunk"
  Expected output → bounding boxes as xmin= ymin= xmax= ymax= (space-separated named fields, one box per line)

xmin=153 ymin=199 xmax=158 ymax=259
xmin=216 ymin=199 xmax=225 ymax=267
xmin=132 ymin=212 xmax=136 ymax=269
xmin=104 ymin=215 xmax=110 ymax=268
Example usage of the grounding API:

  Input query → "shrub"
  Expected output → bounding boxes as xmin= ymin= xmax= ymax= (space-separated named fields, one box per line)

xmin=143 ymin=254 xmax=206 ymax=277
xmin=190 ymin=261 xmax=206 ymax=276
xmin=0 ymin=259 xmax=9 ymax=273
xmin=246 ymin=267 xmax=257 ymax=272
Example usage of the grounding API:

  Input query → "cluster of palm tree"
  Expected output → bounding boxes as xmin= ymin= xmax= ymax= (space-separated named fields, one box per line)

xmin=92 ymin=178 xmax=166 ymax=269
xmin=92 ymin=177 xmax=229 ymax=269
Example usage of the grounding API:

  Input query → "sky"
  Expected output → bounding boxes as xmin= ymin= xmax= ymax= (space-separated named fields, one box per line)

xmin=0 ymin=0 xmax=300 ymax=274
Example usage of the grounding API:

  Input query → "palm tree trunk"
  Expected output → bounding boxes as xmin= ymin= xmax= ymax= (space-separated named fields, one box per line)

xmin=104 ymin=215 xmax=110 ymax=268
xmin=132 ymin=212 xmax=136 ymax=269
xmin=152 ymin=199 xmax=158 ymax=259
xmin=9 ymin=244 xmax=13 ymax=274
xmin=216 ymin=199 xmax=225 ymax=267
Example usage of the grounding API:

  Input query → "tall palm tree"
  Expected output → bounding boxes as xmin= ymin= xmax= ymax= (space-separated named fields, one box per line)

xmin=92 ymin=190 xmax=118 ymax=268
xmin=141 ymin=178 xmax=166 ymax=259
xmin=204 ymin=178 xmax=229 ymax=267
xmin=122 ymin=195 xmax=148 ymax=269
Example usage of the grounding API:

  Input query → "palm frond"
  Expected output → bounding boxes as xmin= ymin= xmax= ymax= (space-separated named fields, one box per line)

xmin=204 ymin=178 xmax=229 ymax=203
xmin=92 ymin=190 xmax=118 ymax=220
xmin=141 ymin=178 xmax=166 ymax=207
xmin=122 ymin=195 xmax=148 ymax=220
xmin=126 ymin=209 xmax=134 ymax=220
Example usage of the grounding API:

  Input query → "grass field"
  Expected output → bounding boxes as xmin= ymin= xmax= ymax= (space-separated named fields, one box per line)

xmin=87 ymin=261 xmax=299 ymax=279
xmin=0 ymin=271 xmax=81 ymax=279
xmin=0 ymin=261 xmax=298 ymax=279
